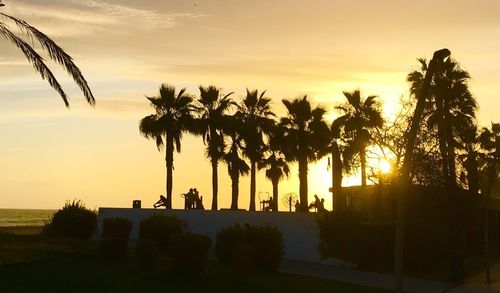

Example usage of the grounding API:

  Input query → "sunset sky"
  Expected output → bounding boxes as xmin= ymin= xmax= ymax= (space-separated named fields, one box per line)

xmin=0 ymin=0 xmax=499 ymax=210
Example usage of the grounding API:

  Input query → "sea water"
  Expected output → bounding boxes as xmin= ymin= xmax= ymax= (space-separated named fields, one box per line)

xmin=0 ymin=209 xmax=55 ymax=227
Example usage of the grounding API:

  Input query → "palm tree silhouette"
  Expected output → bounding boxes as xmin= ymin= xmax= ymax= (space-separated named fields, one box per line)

xmin=223 ymin=115 xmax=249 ymax=210
xmin=236 ymin=89 xmax=275 ymax=211
xmin=259 ymin=124 xmax=290 ymax=211
xmin=336 ymin=90 xmax=383 ymax=186
xmin=408 ymin=58 xmax=477 ymax=188
xmin=328 ymin=114 xmax=349 ymax=211
xmin=139 ymin=84 xmax=194 ymax=209
xmin=194 ymin=85 xmax=233 ymax=210
xmin=0 ymin=5 xmax=94 ymax=107
xmin=280 ymin=96 xmax=330 ymax=211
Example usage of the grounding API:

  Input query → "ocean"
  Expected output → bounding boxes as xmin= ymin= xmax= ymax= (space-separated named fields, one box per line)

xmin=0 ymin=209 xmax=55 ymax=227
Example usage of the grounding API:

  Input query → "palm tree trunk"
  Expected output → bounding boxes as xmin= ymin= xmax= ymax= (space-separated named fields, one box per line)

xmin=332 ymin=142 xmax=343 ymax=211
xmin=272 ymin=178 xmax=279 ymax=212
xmin=249 ymin=161 xmax=256 ymax=211
xmin=298 ymin=155 xmax=308 ymax=212
xmin=360 ymin=146 xmax=367 ymax=186
xmin=446 ymin=126 xmax=457 ymax=188
xmin=165 ymin=133 xmax=174 ymax=209
xmin=230 ymin=172 xmax=239 ymax=210
xmin=211 ymin=159 xmax=218 ymax=210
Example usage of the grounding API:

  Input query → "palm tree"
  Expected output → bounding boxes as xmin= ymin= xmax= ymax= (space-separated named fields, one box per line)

xmin=259 ymin=124 xmax=290 ymax=211
xmin=194 ymin=85 xmax=233 ymax=210
xmin=223 ymin=115 xmax=249 ymax=210
xmin=280 ymin=96 xmax=330 ymax=211
xmin=336 ymin=90 xmax=384 ymax=186
xmin=139 ymin=84 xmax=194 ymax=209
xmin=408 ymin=58 xmax=477 ymax=188
xmin=0 ymin=5 xmax=94 ymax=107
xmin=328 ymin=115 xmax=348 ymax=211
xmin=236 ymin=89 xmax=275 ymax=211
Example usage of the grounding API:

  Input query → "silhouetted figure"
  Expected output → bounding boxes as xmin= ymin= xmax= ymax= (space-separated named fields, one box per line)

xmin=308 ymin=194 xmax=321 ymax=212
xmin=295 ymin=201 xmax=301 ymax=212
xmin=318 ymin=198 xmax=327 ymax=213
xmin=263 ymin=196 xmax=274 ymax=211
xmin=154 ymin=195 xmax=167 ymax=209
xmin=184 ymin=188 xmax=196 ymax=209
xmin=196 ymin=195 xmax=205 ymax=210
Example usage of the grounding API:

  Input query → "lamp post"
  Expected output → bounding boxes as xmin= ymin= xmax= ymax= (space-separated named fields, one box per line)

xmin=393 ymin=49 xmax=451 ymax=293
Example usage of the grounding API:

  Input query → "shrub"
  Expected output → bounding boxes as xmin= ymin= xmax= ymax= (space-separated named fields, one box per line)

xmin=169 ymin=233 xmax=211 ymax=275
xmin=139 ymin=215 xmax=183 ymax=254
xmin=99 ymin=218 xmax=133 ymax=260
xmin=43 ymin=200 xmax=97 ymax=239
xmin=102 ymin=218 xmax=133 ymax=239
xmin=215 ymin=224 xmax=284 ymax=271
xmin=246 ymin=225 xmax=284 ymax=271
xmin=99 ymin=237 xmax=128 ymax=260
xmin=316 ymin=211 xmax=393 ymax=270
xmin=135 ymin=238 xmax=160 ymax=266
xmin=215 ymin=224 xmax=246 ymax=264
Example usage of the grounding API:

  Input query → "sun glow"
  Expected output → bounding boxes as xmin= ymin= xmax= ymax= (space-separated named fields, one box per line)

xmin=379 ymin=158 xmax=392 ymax=174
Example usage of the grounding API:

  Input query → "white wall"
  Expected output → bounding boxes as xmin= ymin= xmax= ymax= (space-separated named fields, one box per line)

xmin=97 ymin=208 xmax=322 ymax=263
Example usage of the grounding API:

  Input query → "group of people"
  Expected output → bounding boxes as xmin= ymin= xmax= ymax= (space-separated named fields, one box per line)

xmin=183 ymin=188 xmax=204 ymax=210
xmin=308 ymin=194 xmax=326 ymax=212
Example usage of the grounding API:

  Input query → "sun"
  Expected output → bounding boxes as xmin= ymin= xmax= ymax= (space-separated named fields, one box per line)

xmin=379 ymin=158 xmax=392 ymax=174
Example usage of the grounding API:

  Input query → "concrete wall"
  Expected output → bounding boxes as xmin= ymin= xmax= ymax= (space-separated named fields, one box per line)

xmin=97 ymin=208 xmax=321 ymax=263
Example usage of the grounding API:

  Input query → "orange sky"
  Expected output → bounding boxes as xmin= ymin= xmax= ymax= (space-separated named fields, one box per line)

xmin=0 ymin=0 xmax=499 ymax=209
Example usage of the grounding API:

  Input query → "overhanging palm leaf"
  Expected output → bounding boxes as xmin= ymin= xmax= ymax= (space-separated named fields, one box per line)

xmin=0 ymin=11 xmax=94 ymax=107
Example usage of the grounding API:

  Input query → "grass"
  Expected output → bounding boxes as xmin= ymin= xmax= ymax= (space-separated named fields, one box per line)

xmin=0 ymin=227 xmax=391 ymax=293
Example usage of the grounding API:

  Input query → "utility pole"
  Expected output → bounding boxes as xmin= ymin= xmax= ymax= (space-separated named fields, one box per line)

xmin=394 ymin=49 xmax=451 ymax=292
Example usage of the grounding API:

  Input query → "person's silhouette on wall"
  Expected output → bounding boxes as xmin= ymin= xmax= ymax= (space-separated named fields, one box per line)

xmin=154 ymin=195 xmax=167 ymax=209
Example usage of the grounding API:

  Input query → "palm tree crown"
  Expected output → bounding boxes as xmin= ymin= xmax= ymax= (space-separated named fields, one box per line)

xmin=336 ymin=89 xmax=384 ymax=186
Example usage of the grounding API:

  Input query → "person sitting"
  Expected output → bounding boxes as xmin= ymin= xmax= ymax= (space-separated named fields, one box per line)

xmin=154 ymin=195 xmax=167 ymax=209
xmin=317 ymin=198 xmax=327 ymax=213
xmin=263 ymin=196 xmax=274 ymax=211
xmin=184 ymin=188 xmax=195 ymax=210
xmin=308 ymin=194 xmax=321 ymax=211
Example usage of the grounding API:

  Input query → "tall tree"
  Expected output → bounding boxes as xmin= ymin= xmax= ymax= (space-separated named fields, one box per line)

xmin=280 ymin=96 xmax=330 ymax=211
xmin=336 ymin=90 xmax=384 ymax=186
xmin=236 ymin=89 xmax=275 ymax=211
xmin=139 ymin=84 xmax=194 ymax=209
xmin=259 ymin=124 xmax=290 ymax=211
xmin=0 ymin=6 xmax=94 ymax=107
xmin=408 ymin=58 xmax=477 ymax=188
xmin=194 ymin=85 xmax=233 ymax=210
xmin=223 ymin=115 xmax=249 ymax=210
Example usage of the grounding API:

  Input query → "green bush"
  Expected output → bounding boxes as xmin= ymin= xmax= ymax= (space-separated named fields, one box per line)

xmin=169 ymin=233 xmax=211 ymax=275
xmin=99 ymin=237 xmax=128 ymax=260
xmin=135 ymin=238 xmax=160 ymax=266
xmin=139 ymin=215 xmax=183 ymax=254
xmin=215 ymin=224 xmax=284 ymax=271
xmin=43 ymin=200 xmax=97 ymax=239
xmin=102 ymin=218 xmax=133 ymax=239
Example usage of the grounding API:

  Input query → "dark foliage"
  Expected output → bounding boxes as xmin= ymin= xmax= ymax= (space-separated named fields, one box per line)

xmin=169 ymin=233 xmax=212 ymax=275
xmin=99 ymin=237 xmax=128 ymax=260
xmin=99 ymin=218 xmax=133 ymax=260
xmin=317 ymin=211 xmax=393 ymax=270
xmin=135 ymin=238 xmax=160 ymax=266
xmin=102 ymin=218 xmax=133 ymax=239
xmin=215 ymin=224 xmax=284 ymax=271
xmin=317 ymin=186 xmax=481 ymax=282
xmin=42 ymin=200 xmax=97 ymax=239
xmin=138 ymin=215 xmax=183 ymax=254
